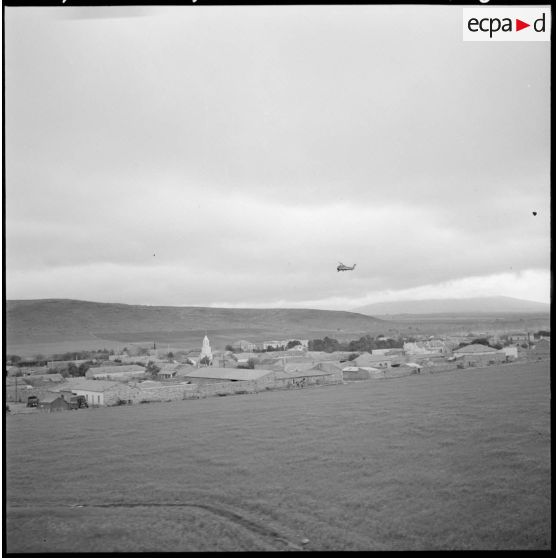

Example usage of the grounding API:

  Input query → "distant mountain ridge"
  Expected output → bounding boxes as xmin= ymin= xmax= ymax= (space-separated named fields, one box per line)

xmin=353 ymin=296 xmax=550 ymax=316
xmin=6 ymin=298 xmax=387 ymax=351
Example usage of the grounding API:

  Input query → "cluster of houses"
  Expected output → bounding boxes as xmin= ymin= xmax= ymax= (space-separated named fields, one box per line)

xmin=5 ymin=332 xmax=551 ymax=413
xmin=231 ymin=339 xmax=309 ymax=352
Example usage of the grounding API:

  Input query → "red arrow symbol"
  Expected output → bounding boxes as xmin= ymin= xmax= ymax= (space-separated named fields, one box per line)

xmin=516 ymin=19 xmax=530 ymax=31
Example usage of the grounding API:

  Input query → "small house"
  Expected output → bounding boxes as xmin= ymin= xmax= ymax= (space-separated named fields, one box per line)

xmin=402 ymin=362 xmax=422 ymax=373
xmin=157 ymin=364 xmax=181 ymax=379
xmin=353 ymin=353 xmax=404 ymax=369
xmin=37 ymin=395 xmax=70 ymax=412
xmin=501 ymin=346 xmax=519 ymax=360
xmin=453 ymin=344 xmax=507 ymax=367
xmin=52 ymin=379 xmax=139 ymax=406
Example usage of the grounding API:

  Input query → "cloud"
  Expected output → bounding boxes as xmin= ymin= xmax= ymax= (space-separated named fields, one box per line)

xmin=6 ymin=184 xmax=550 ymax=305
xmin=208 ymin=269 xmax=551 ymax=310
xmin=5 ymin=5 xmax=551 ymax=308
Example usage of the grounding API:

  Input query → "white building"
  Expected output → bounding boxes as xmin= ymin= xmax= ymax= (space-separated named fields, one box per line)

xmin=501 ymin=346 xmax=518 ymax=360
xmin=199 ymin=335 xmax=213 ymax=365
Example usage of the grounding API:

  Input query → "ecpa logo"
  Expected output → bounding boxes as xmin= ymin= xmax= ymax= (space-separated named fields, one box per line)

xmin=463 ymin=8 xmax=551 ymax=41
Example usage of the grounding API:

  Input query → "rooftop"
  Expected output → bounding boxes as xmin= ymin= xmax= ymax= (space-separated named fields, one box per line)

xmin=88 ymin=364 xmax=145 ymax=374
xmin=183 ymin=367 xmax=274 ymax=382
xmin=38 ymin=394 xmax=65 ymax=404
xmin=454 ymin=344 xmax=499 ymax=354
xmin=51 ymin=379 xmax=123 ymax=392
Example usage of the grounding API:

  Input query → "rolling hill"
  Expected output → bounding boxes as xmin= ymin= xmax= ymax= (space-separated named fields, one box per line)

xmin=5 ymin=299 xmax=388 ymax=356
xmin=353 ymin=296 xmax=550 ymax=316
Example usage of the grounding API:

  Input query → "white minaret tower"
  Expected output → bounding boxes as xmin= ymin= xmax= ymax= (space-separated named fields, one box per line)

xmin=199 ymin=334 xmax=213 ymax=366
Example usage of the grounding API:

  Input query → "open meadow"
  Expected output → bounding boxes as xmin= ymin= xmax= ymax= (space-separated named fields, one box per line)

xmin=5 ymin=359 xmax=552 ymax=551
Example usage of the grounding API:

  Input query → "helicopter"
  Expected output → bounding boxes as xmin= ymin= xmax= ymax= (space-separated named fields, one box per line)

xmin=337 ymin=262 xmax=356 ymax=272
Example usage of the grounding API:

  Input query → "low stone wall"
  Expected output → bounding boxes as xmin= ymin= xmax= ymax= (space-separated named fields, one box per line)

xmin=197 ymin=380 xmax=258 ymax=398
xmin=457 ymin=353 xmax=507 ymax=368
xmin=5 ymin=385 xmax=58 ymax=403
xmin=343 ymin=370 xmax=371 ymax=381
xmin=350 ymin=367 xmax=421 ymax=380
xmin=273 ymin=374 xmax=341 ymax=389
xmin=383 ymin=367 xmax=415 ymax=379
xmin=134 ymin=383 xmax=198 ymax=403
xmin=422 ymin=363 xmax=459 ymax=374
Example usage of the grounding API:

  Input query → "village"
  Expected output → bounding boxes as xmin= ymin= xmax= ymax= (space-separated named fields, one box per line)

xmin=5 ymin=326 xmax=551 ymax=415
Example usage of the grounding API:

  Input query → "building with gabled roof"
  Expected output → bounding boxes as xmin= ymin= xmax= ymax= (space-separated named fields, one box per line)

xmin=37 ymin=394 xmax=70 ymax=412
xmin=353 ymin=353 xmax=405 ymax=369
xmin=283 ymin=361 xmax=316 ymax=374
xmin=312 ymin=361 xmax=344 ymax=376
xmin=453 ymin=344 xmax=506 ymax=367
xmin=50 ymin=378 xmax=139 ymax=406
xmin=231 ymin=340 xmax=258 ymax=352
xmin=232 ymin=352 xmax=259 ymax=363
xmin=454 ymin=344 xmax=499 ymax=355
xmin=156 ymin=364 xmax=183 ymax=379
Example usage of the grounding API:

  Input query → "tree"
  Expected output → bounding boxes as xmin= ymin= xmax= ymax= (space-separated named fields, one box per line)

xmin=322 ymin=336 xmax=340 ymax=353
xmin=167 ymin=352 xmax=174 ymax=360
xmin=199 ymin=356 xmax=211 ymax=366
xmin=309 ymin=338 xmax=324 ymax=351
xmin=146 ymin=361 xmax=160 ymax=379
xmin=77 ymin=363 xmax=90 ymax=376
xmin=67 ymin=363 xmax=79 ymax=377
xmin=347 ymin=353 xmax=360 ymax=361
xmin=238 ymin=358 xmax=256 ymax=370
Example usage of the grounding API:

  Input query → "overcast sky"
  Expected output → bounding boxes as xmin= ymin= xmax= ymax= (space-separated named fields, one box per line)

xmin=5 ymin=5 xmax=551 ymax=310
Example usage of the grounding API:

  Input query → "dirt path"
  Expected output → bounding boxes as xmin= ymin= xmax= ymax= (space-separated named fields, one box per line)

xmin=10 ymin=501 xmax=305 ymax=551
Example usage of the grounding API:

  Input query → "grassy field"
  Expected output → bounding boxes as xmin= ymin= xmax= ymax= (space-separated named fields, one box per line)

xmin=5 ymin=359 xmax=552 ymax=551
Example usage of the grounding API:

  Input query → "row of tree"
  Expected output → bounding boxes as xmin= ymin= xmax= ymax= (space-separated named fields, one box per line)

xmin=225 ymin=340 xmax=302 ymax=353
xmin=308 ymin=335 xmax=404 ymax=353
xmin=7 ymin=348 xmax=116 ymax=367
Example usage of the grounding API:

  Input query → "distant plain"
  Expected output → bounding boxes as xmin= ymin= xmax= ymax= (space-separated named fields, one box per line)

xmin=6 ymin=359 xmax=551 ymax=551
